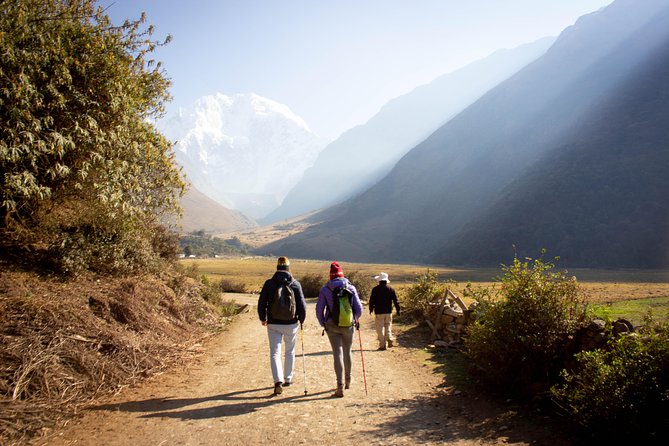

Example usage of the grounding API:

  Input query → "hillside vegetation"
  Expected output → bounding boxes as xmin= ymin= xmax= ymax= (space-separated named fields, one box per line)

xmin=0 ymin=2 xmax=228 ymax=444
xmin=1 ymin=0 xmax=184 ymax=275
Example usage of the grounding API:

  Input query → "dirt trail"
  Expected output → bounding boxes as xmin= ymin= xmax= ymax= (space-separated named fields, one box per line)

xmin=38 ymin=294 xmax=567 ymax=446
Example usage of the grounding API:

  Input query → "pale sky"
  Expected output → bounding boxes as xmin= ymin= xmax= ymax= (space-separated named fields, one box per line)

xmin=104 ymin=0 xmax=614 ymax=140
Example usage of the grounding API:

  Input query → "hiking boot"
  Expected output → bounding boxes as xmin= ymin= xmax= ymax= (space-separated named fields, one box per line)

xmin=273 ymin=382 xmax=283 ymax=395
xmin=281 ymin=381 xmax=292 ymax=387
xmin=377 ymin=346 xmax=386 ymax=351
xmin=387 ymin=339 xmax=394 ymax=348
xmin=345 ymin=378 xmax=351 ymax=389
xmin=333 ymin=385 xmax=344 ymax=398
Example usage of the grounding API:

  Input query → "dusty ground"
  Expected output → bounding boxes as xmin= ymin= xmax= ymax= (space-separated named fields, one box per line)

xmin=35 ymin=294 xmax=576 ymax=446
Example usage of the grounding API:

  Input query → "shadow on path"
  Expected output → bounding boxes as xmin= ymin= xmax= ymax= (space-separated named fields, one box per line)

xmin=89 ymin=387 xmax=333 ymax=420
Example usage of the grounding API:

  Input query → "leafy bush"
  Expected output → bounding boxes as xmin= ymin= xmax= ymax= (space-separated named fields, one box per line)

xmin=298 ymin=273 xmax=326 ymax=298
xmin=552 ymin=319 xmax=669 ymax=439
xmin=400 ymin=269 xmax=446 ymax=320
xmin=198 ymin=274 xmax=222 ymax=305
xmin=346 ymin=270 xmax=375 ymax=302
xmin=464 ymin=255 xmax=587 ymax=396
xmin=297 ymin=270 xmax=374 ymax=300
xmin=218 ymin=278 xmax=248 ymax=294
xmin=217 ymin=301 xmax=241 ymax=318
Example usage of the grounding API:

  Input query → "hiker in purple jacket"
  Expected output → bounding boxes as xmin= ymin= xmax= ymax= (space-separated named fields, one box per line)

xmin=316 ymin=261 xmax=363 ymax=397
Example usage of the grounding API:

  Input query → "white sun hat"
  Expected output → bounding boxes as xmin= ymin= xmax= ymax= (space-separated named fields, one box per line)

xmin=374 ymin=272 xmax=390 ymax=282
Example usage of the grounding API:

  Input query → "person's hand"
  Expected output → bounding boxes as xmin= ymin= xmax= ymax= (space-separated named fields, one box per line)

xmin=354 ymin=321 xmax=360 ymax=330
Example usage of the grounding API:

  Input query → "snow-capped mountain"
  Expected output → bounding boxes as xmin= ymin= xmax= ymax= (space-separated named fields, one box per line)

xmin=159 ymin=93 xmax=327 ymax=219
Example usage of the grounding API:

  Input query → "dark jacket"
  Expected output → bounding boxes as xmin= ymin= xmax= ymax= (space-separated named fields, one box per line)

xmin=258 ymin=271 xmax=307 ymax=324
xmin=369 ymin=282 xmax=400 ymax=315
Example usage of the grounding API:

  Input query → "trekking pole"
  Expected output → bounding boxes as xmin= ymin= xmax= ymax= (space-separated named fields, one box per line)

xmin=355 ymin=319 xmax=368 ymax=396
xmin=300 ymin=323 xmax=308 ymax=395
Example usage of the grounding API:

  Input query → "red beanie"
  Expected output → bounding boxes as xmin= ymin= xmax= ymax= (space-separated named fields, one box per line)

xmin=329 ymin=261 xmax=344 ymax=279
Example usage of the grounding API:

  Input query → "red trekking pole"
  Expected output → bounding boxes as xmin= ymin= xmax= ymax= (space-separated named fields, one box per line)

xmin=355 ymin=319 xmax=368 ymax=396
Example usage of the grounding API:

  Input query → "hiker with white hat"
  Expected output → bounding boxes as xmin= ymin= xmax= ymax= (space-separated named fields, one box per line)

xmin=369 ymin=272 xmax=401 ymax=350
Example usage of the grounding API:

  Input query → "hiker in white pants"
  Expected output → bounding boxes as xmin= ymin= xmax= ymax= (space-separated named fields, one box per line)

xmin=266 ymin=323 xmax=298 ymax=389
xmin=258 ymin=257 xmax=307 ymax=396
xmin=369 ymin=272 xmax=401 ymax=350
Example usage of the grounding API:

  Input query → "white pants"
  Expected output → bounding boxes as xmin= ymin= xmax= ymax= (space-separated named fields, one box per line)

xmin=267 ymin=323 xmax=299 ymax=384
xmin=375 ymin=313 xmax=393 ymax=347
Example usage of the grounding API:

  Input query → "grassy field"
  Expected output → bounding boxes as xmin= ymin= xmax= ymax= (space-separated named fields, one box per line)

xmin=182 ymin=256 xmax=669 ymax=324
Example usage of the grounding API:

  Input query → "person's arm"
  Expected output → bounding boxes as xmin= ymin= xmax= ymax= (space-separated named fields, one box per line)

xmin=369 ymin=288 xmax=376 ymax=314
xmin=349 ymin=284 xmax=363 ymax=320
xmin=294 ymin=281 xmax=307 ymax=325
xmin=392 ymin=288 xmax=401 ymax=315
xmin=258 ymin=280 xmax=271 ymax=324
xmin=315 ymin=287 xmax=327 ymax=327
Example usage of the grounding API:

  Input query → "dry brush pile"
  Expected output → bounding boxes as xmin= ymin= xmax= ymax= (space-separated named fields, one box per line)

xmin=0 ymin=267 xmax=225 ymax=444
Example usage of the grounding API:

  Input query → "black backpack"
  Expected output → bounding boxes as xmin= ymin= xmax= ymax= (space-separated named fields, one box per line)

xmin=330 ymin=285 xmax=354 ymax=327
xmin=270 ymin=280 xmax=296 ymax=321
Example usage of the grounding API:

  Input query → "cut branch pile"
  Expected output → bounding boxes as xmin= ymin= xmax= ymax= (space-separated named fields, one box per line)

xmin=425 ymin=289 xmax=475 ymax=347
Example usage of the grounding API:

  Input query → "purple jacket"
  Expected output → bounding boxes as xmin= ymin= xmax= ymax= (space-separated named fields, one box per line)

xmin=316 ymin=277 xmax=363 ymax=327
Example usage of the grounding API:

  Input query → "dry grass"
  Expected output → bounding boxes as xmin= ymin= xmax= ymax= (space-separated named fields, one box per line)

xmin=0 ymin=267 xmax=225 ymax=445
xmin=181 ymin=257 xmax=476 ymax=294
xmin=186 ymin=257 xmax=669 ymax=305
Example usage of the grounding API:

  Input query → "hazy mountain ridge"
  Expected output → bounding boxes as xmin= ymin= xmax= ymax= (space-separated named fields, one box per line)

xmin=177 ymin=186 xmax=257 ymax=234
xmin=159 ymin=93 xmax=326 ymax=219
xmin=259 ymin=0 xmax=669 ymax=268
xmin=262 ymin=37 xmax=555 ymax=224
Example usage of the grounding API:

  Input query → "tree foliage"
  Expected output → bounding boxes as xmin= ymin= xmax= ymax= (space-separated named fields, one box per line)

xmin=178 ymin=232 xmax=250 ymax=258
xmin=0 ymin=0 xmax=184 ymax=274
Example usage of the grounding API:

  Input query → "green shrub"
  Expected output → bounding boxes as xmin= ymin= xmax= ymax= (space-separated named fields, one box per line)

xmin=552 ymin=318 xmax=669 ymax=439
xmin=298 ymin=270 xmax=374 ymax=300
xmin=50 ymin=217 xmax=182 ymax=276
xmin=217 ymin=300 xmax=241 ymax=318
xmin=218 ymin=278 xmax=248 ymax=294
xmin=298 ymin=273 xmax=326 ymax=298
xmin=464 ymin=255 xmax=587 ymax=396
xmin=178 ymin=261 xmax=201 ymax=280
xmin=400 ymin=269 xmax=446 ymax=320
xmin=199 ymin=274 xmax=222 ymax=305
xmin=346 ymin=270 xmax=375 ymax=302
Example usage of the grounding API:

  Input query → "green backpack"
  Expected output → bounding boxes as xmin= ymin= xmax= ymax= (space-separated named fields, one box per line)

xmin=331 ymin=285 xmax=354 ymax=327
